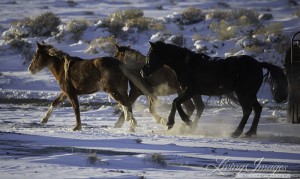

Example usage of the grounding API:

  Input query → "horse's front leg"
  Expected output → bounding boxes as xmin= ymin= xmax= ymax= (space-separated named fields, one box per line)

xmin=175 ymin=91 xmax=194 ymax=126
xmin=67 ymin=93 xmax=81 ymax=131
xmin=167 ymin=99 xmax=177 ymax=130
xmin=41 ymin=93 xmax=67 ymax=124
xmin=167 ymin=90 xmax=193 ymax=130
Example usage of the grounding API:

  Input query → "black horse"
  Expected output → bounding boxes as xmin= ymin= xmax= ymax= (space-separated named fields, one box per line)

xmin=141 ymin=41 xmax=287 ymax=137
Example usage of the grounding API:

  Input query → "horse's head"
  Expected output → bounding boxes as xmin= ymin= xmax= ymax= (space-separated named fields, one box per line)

xmin=114 ymin=44 xmax=130 ymax=63
xmin=141 ymin=41 xmax=166 ymax=78
xmin=28 ymin=41 xmax=52 ymax=74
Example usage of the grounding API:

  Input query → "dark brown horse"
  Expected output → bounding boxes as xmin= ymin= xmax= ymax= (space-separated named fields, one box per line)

xmin=141 ymin=41 xmax=288 ymax=137
xmin=113 ymin=44 xmax=195 ymax=128
xmin=28 ymin=42 xmax=154 ymax=131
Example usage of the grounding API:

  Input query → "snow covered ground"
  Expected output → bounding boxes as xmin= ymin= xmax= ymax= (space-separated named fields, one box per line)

xmin=1 ymin=0 xmax=300 ymax=178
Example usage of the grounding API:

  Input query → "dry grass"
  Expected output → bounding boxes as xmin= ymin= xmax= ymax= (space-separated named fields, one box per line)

xmin=180 ymin=7 xmax=204 ymax=25
xmin=210 ymin=20 xmax=237 ymax=40
xmin=144 ymin=153 xmax=166 ymax=167
xmin=86 ymin=36 xmax=118 ymax=55
xmin=254 ymin=22 xmax=283 ymax=36
xmin=66 ymin=19 xmax=89 ymax=41
xmin=12 ymin=11 xmax=61 ymax=37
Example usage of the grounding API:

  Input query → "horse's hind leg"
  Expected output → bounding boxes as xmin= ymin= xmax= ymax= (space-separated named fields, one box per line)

xmin=176 ymin=87 xmax=195 ymax=117
xmin=231 ymin=97 xmax=252 ymax=138
xmin=109 ymin=90 xmax=136 ymax=132
xmin=245 ymin=98 xmax=262 ymax=137
xmin=114 ymin=85 xmax=141 ymax=128
xmin=66 ymin=92 xmax=81 ymax=131
xmin=183 ymin=100 xmax=195 ymax=117
xmin=41 ymin=93 xmax=67 ymax=124
xmin=148 ymin=97 xmax=166 ymax=125
xmin=190 ymin=95 xmax=204 ymax=132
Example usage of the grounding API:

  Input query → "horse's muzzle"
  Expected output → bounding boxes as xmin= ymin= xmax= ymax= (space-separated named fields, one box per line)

xmin=140 ymin=69 xmax=151 ymax=78
xmin=28 ymin=66 xmax=37 ymax=75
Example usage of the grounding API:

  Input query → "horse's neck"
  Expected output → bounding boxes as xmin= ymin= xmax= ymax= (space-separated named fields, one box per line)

xmin=47 ymin=57 xmax=66 ymax=81
xmin=165 ymin=50 xmax=191 ymax=73
xmin=125 ymin=50 xmax=146 ymax=62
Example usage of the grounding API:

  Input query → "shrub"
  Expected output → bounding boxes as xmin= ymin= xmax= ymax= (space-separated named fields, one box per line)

xmin=244 ymin=45 xmax=264 ymax=53
xmin=126 ymin=17 xmax=150 ymax=31
xmin=123 ymin=8 xmax=144 ymax=19
xmin=210 ymin=20 xmax=237 ymax=40
xmin=254 ymin=22 xmax=283 ymax=36
xmin=19 ymin=12 xmax=61 ymax=37
xmin=238 ymin=15 xmax=256 ymax=26
xmin=208 ymin=9 xmax=259 ymax=24
xmin=134 ymin=138 xmax=142 ymax=144
xmin=106 ymin=8 xmax=164 ymax=36
xmin=66 ymin=19 xmax=89 ymax=41
xmin=179 ymin=7 xmax=204 ymax=25
xmin=86 ymin=36 xmax=117 ymax=55
xmin=144 ymin=153 xmax=166 ymax=167
xmin=3 ymin=12 xmax=60 ymax=40
xmin=258 ymin=13 xmax=273 ymax=20
xmin=87 ymin=152 xmax=99 ymax=165
xmin=87 ymin=151 xmax=109 ymax=165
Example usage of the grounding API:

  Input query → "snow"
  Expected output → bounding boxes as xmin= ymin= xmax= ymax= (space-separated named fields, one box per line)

xmin=1 ymin=0 xmax=300 ymax=178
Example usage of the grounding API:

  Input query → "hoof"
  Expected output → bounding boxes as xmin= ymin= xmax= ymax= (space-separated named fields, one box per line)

xmin=159 ymin=118 xmax=167 ymax=125
xmin=130 ymin=118 xmax=137 ymax=127
xmin=231 ymin=130 xmax=243 ymax=138
xmin=184 ymin=120 xmax=193 ymax=127
xmin=245 ymin=130 xmax=256 ymax=137
xmin=167 ymin=124 xmax=174 ymax=130
xmin=73 ymin=125 xmax=82 ymax=131
xmin=40 ymin=118 xmax=48 ymax=124
xmin=114 ymin=121 xmax=124 ymax=128
xmin=129 ymin=126 xmax=136 ymax=132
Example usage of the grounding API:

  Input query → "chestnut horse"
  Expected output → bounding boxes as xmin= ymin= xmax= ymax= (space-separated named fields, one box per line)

xmin=28 ymin=42 xmax=154 ymax=131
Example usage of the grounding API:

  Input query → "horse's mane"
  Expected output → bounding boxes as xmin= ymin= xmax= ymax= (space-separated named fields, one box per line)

xmin=44 ymin=44 xmax=83 ymax=80
xmin=153 ymin=41 xmax=213 ymax=61
xmin=122 ymin=47 xmax=146 ymax=64
xmin=154 ymin=41 xmax=193 ymax=55
xmin=46 ymin=46 xmax=83 ymax=62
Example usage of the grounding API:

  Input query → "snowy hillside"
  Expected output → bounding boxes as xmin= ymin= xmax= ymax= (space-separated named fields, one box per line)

xmin=1 ymin=0 xmax=300 ymax=178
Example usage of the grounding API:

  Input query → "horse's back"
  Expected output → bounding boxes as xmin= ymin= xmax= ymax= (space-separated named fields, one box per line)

xmin=94 ymin=57 xmax=121 ymax=68
xmin=227 ymin=55 xmax=264 ymax=93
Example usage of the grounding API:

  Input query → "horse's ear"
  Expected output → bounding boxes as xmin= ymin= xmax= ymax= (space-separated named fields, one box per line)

xmin=149 ymin=41 xmax=154 ymax=47
xmin=115 ymin=44 xmax=120 ymax=51
xmin=36 ymin=41 xmax=42 ymax=49
xmin=127 ymin=44 xmax=131 ymax=48
xmin=42 ymin=40 xmax=45 ymax=44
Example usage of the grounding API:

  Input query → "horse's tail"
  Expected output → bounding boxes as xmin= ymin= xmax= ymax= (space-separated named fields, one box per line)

xmin=119 ymin=63 xmax=157 ymax=100
xmin=261 ymin=62 xmax=288 ymax=103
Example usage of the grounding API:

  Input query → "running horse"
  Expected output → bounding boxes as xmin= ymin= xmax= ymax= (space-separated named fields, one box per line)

xmin=141 ymin=41 xmax=287 ymax=137
xmin=28 ymin=42 xmax=154 ymax=131
xmin=113 ymin=44 xmax=195 ymax=127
